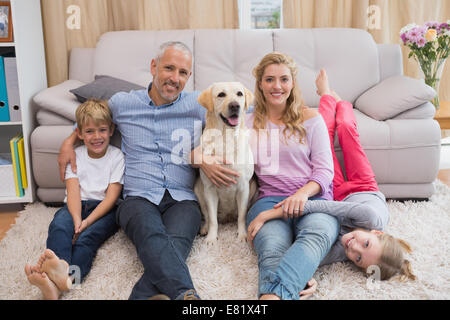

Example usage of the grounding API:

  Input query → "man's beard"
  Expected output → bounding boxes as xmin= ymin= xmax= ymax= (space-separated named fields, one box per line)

xmin=154 ymin=79 xmax=180 ymax=102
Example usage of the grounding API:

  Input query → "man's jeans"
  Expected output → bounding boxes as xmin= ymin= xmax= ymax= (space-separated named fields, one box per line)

xmin=46 ymin=200 xmax=119 ymax=282
xmin=116 ymin=190 xmax=201 ymax=300
xmin=247 ymin=196 xmax=340 ymax=300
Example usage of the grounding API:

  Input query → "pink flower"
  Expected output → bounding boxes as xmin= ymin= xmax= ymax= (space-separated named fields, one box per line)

xmin=438 ymin=23 xmax=449 ymax=34
xmin=425 ymin=21 xmax=439 ymax=29
xmin=408 ymin=27 xmax=420 ymax=38
xmin=416 ymin=37 xmax=426 ymax=48
xmin=400 ymin=33 xmax=408 ymax=44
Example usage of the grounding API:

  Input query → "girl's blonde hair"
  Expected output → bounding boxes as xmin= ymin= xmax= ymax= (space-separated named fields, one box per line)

xmin=252 ymin=52 xmax=307 ymax=144
xmin=75 ymin=99 xmax=113 ymax=131
xmin=376 ymin=233 xmax=416 ymax=281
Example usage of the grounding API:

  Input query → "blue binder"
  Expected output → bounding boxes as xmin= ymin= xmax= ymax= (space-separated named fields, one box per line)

xmin=0 ymin=56 xmax=10 ymax=122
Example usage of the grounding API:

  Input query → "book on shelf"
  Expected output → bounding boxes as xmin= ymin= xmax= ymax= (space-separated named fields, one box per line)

xmin=17 ymin=135 xmax=27 ymax=188
xmin=9 ymin=133 xmax=26 ymax=197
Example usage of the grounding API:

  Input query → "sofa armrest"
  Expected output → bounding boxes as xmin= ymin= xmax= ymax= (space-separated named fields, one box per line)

xmin=355 ymin=75 xmax=436 ymax=121
xmin=36 ymin=109 xmax=74 ymax=126
xmin=377 ymin=44 xmax=403 ymax=80
xmin=391 ymin=102 xmax=436 ymax=120
xmin=69 ymin=48 xmax=95 ymax=84
xmin=33 ymin=79 xmax=85 ymax=121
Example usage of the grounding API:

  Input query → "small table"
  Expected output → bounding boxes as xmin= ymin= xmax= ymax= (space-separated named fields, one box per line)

xmin=435 ymin=101 xmax=450 ymax=130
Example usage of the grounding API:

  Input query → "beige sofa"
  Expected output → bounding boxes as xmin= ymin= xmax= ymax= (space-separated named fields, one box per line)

xmin=31 ymin=28 xmax=441 ymax=203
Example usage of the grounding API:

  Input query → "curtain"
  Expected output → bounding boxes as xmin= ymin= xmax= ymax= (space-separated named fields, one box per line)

xmin=283 ymin=0 xmax=450 ymax=102
xmin=40 ymin=0 xmax=239 ymax=86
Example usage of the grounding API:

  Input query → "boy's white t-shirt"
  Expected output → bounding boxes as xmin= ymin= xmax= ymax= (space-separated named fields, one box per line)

xmin=64 ymin=145 xmax=125 ymax=202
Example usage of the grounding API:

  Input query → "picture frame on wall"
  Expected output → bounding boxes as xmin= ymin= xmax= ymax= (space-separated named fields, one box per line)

xmin=0 ymin=1 xmax=12 ymax=42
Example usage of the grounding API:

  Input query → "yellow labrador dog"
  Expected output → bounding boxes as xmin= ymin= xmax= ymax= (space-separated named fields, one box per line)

xmin=194 ymin=82 xmax=257 ymax=244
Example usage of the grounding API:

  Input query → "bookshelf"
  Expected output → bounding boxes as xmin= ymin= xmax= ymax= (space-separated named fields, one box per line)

xmin=0 ymin=0 xmax=47 ymax=204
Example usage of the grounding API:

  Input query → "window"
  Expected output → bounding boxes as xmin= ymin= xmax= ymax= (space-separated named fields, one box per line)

xmin=239 ymin=0 xmax=282 ymax=29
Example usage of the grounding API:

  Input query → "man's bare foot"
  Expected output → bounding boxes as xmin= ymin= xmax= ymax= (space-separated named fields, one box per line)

xmin=40 ymin=249 xmax=72 ymax=291
xmin=260 ymin=293 xmax=281 ymax=300
xmin=25 ymin=264 xmax=60 ymax=300
xmin=315 ymin=69 xmax=332 ymax=97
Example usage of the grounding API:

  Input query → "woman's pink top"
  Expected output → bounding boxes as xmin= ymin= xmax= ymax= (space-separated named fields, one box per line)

xmin=245 ymin=113 xmax=333 ymax=200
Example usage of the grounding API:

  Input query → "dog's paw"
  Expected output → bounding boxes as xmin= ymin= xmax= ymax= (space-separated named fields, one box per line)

xmin=237 ymin=224 xmax=247 ymax=242
xmin=200 ymin=224 xmax=209 ymax=236
xmin=205 ymin=234 xmax=218 ymax=245
xmin=237 ymin=231 xmax=247 ymax=242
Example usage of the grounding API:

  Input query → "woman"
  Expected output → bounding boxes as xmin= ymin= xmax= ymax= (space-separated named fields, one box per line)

xmin=245 ymin=52 xmax=340 ymax=300
xmin=248 ymin=68 xmax=415 ymax=299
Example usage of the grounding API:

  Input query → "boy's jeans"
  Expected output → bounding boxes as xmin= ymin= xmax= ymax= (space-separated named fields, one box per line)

xmin=116 ymin=190 xmax=201 ymax=300
xmin=46 ymin=200 xmax=119 ymax=282
xmin=247 ymin=196 xmax=340 ymax=300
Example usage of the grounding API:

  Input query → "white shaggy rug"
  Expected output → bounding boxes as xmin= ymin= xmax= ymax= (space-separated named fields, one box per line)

xmin=1 ymin=180 xmax=449 ymax=300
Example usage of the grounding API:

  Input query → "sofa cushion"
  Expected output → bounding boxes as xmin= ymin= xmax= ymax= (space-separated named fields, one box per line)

xmin=273 ymin=28 xmax=380 ymax=108
xmin=194 ymin=29 xmax=273 ymax=92
xmin=355 ymin=75 xmax=436 ymax=120
xmin=93 ymin=30 xmax=195 ymax=90
xmin=70 ymin=75 xmax=145 ymax=103
xmin=69 ymin=48 xmax=95 ymax=83
xmin=33 ymin=79 xmax=84 ymax=121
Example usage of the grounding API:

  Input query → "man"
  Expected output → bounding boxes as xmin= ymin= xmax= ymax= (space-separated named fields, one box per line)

xmin=58 ymin=41 xmax=238 ymax=300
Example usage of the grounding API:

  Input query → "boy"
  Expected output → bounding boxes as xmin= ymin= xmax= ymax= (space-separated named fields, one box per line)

xmin=25 ymin=99 xmax=124 ymax=300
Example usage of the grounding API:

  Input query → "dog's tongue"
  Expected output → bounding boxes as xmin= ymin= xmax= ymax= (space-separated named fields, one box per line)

xmin=228 ymin=116 xmax=239 ymax=126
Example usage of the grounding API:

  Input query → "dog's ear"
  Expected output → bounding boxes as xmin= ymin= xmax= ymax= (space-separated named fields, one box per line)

xmin=198 ymin=86 xmax=214 ymax=112
xmin=244 ymin=87 xmax=254 ymax=111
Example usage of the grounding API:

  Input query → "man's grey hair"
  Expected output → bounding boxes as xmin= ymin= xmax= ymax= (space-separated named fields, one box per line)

xmin=155 ymin=41 xmax=192 ymax=63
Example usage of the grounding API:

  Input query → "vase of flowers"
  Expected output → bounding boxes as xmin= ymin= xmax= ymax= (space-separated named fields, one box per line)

xmin=400 ymin=21 xmax=450 ymax=109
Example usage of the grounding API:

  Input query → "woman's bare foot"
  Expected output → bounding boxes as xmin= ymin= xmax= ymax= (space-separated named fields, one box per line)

xmin=25 ymin=264 xmax=60 ymax=300
xmin=40 ymin=249 xmax=72 ymax=291
xmin=315 ymin=69 xmax=332 ymax=96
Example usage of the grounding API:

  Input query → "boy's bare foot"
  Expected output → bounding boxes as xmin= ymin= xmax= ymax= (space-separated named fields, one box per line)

xmin=315 ymin=69 xmax=332 ymax=97
xmin=40 ymin=249 xmax=72 ymax=291
xmin=25 ymin=264 xmax=60 ymax=300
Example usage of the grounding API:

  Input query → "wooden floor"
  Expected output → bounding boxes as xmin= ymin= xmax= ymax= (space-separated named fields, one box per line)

xmin=1 ymin=169 xmax=450 ymax=242
xmin=0 ymin=203 xmax=23 ymax=242
xmin=438 ymin=168 xmax=450 ymax=188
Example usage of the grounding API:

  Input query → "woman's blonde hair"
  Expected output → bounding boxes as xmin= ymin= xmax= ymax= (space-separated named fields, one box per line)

xmin=252 ymin=52 xmax=307 ymax=144
xmin=376 ymin=233 xmax=416 ymax=281
xmin=75 ymin=99 xmax=113 ymax=131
